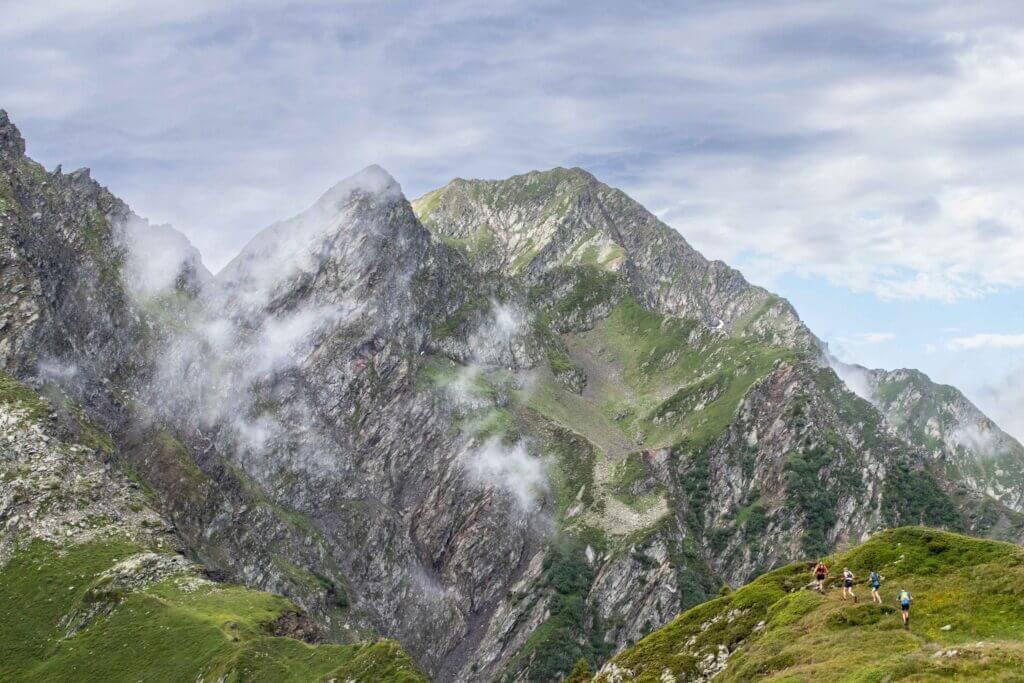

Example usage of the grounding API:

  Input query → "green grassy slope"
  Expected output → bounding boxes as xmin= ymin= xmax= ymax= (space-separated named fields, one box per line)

xmin=569 ymin=297 xmax=795 ymax=451
xmin=597 ymin=527 xmax=1024 ymax=681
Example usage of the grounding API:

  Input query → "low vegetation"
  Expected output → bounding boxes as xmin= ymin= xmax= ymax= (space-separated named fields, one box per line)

xmin=501 ymin=531 xmax=613 ymax=682
xmin=595 ymin=298 xmax=794 ymax=450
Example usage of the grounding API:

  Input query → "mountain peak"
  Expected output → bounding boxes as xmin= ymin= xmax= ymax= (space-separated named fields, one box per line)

xmin=316 ymin=164 xmax=403 ymax=211
xmin=216 ymin=164 xmax=426 ymax=305
xmin=0 ymin=109 xmax=26 ymax=158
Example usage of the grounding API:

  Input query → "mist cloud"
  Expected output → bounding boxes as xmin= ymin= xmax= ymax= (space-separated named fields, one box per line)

xmin=6 ymin=1 xmax=1024 ymax=304
xmin=117 ymin=215 xmax=210 ymax=299
xmin=462 ymin=438 xmax=547 ymax=511
xmin=826 ymin=356 xmax=876 ymax=403
xmin=978 ymin=368 xmax=1024 ymax=444
xmin=434 ymin=300 xmax=549 ymax=510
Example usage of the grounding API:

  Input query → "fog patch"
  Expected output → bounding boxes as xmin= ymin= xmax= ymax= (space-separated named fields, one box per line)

xmin=216 ymin=165 xmax=402 ymax=309
xmin=439 ymin=365 xmax=493 ymax=412
xmin=36 ymin=357 xmax=80 ymax=385
xmin=490 ymin=300 xmax=525 ymax=343
xmin=465 ymin=299 xmax=531 ymax=369
xmin=950 ymin=421 xmax=1002 ymax=458
xmin=407 ymin=565 xmax=460 ymax=604
xmin=441 ymin=300 xmax=549 ymax=510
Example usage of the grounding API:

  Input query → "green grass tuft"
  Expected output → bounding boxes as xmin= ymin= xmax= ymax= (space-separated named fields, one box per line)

xmin=0 ymin=371 xmax=51 ymax=423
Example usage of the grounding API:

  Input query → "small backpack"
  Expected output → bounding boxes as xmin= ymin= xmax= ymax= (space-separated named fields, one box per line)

xmin=870 ymin=572 xmax=880 ymax=585
xmin=899 ymin=590 xmax=911 ymax=606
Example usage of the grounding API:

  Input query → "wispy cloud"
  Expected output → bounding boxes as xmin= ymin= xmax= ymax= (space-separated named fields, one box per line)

xmin=856 ymin=332 xmax=896 ymax=344
xmin=948 ymin=333 xmax=1024 ymax=350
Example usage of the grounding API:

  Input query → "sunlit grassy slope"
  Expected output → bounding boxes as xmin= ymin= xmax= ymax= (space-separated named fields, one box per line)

xmin=597 ymin=527 xmax=1024 ymax=681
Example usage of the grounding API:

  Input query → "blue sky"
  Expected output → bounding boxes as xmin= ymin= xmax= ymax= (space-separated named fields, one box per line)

xmin=2 ymin=0 xmax=1023 ymax=437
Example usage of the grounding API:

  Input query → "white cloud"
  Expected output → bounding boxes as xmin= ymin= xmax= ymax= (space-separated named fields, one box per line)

xmin=948 ymin=333 xmax=1024 ymax=350
xmin=826 ymin=357 xmax=876 ymax=402
xmin=856 ymin=332 xmax=896 ymax=344
xmin=461 ymin=438 xmax=547 ymax=510
xmin=117 ymin=215 xmax=210 ymax=297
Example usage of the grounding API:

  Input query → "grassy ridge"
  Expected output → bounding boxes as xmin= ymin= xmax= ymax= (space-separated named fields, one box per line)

xmin=598 ymin=527 xmax=1024 ymax=681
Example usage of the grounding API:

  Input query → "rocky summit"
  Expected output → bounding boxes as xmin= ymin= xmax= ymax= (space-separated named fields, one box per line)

xmin=3 ymin=109 xmax=1024 ymax=681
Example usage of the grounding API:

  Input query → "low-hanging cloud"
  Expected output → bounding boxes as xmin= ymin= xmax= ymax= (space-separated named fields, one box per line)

xmin=462 ymin=438 xmax=547 ymax=511
xmin=950 ymin=421 xmax=1003 ymax=458
xmin=117 ymin=215 xmax=211 ymax=298
xmin=436 ymin=299 xmax=550 ymax=510
xmin=110 ymin=184 xmax=374 ymax=478
xmin=7 ymin=2 xmax=1024 ymax=303
xmin=978 ymin=367 xmax=1024 ymax=445
xmin=826 ymin=356 xmax=876 ymax=403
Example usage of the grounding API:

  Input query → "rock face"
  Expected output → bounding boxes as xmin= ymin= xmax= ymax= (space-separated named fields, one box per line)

xmin=3 ymin=111 xmax=1024 ymax=681
xmin=866 ymin=367 xmax=1024 ymax=514
xmin=831 ymin=361 xmax=1024 ymax=537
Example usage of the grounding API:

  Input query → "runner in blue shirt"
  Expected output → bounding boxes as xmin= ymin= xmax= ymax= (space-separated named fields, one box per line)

xmin=869 ymin=571 xmax=882 ymax=604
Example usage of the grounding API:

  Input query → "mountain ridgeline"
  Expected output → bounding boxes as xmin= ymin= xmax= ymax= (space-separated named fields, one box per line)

xmin=2 ymin=109 xmax=1024 ymax=681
